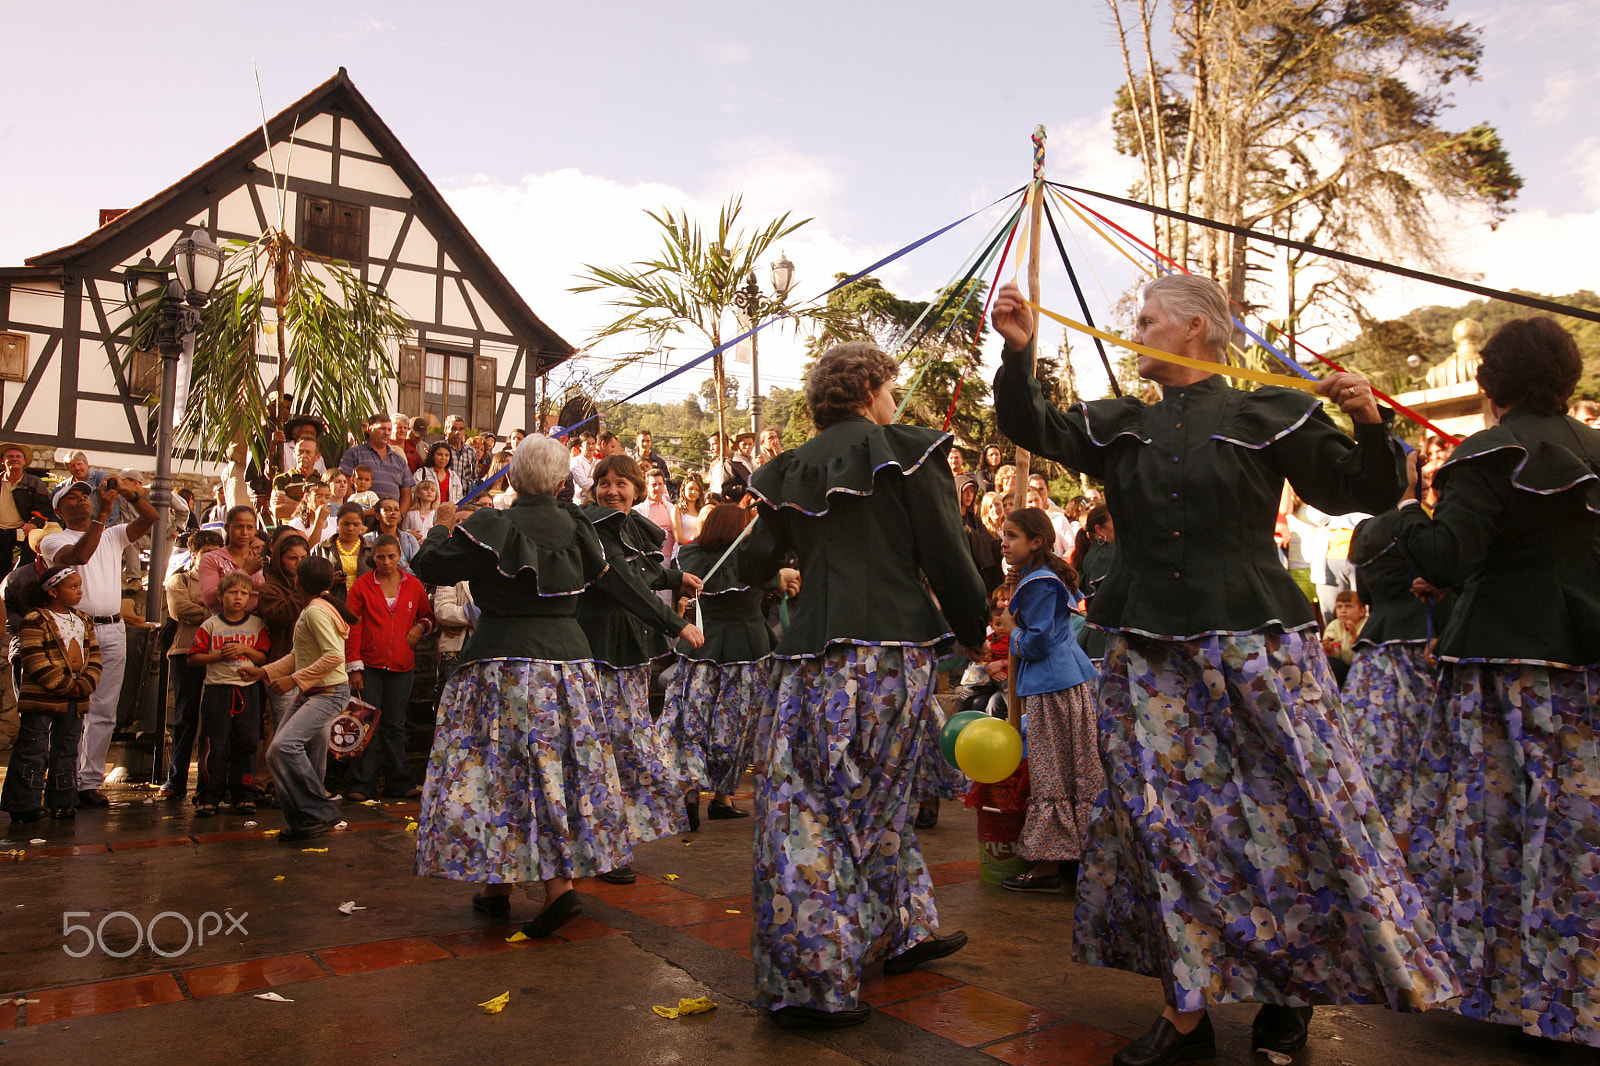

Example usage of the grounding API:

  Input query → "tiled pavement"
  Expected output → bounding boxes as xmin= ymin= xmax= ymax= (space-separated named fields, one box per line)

xmin=1 ymin=787 xmax=1591 ymax=1065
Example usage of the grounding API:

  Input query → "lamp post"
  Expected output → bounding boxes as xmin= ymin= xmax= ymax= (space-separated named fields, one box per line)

xmin=123 ymin=229 xmax=223 ymax=619
xmin=731 ymin=251 xmax=795 ymax=436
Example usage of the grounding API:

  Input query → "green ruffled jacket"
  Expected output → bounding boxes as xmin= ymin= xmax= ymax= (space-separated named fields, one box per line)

xmin=410 ymin=495 xmax=678 ymax=665
xmin=1394 ymin=406 xmax=1600 ymax=667
xmin=575 ymin=506 xmax=689 ymax=667
xmin=994 ymin=342 xmax=1405 ymax=639
xmin=673 ymin=541 xmax=774 ymax=664
xmin=1349 ymin=508 xmax=1454 ymax=646
xmin=734 ymin=417 xmax=989 ymax=656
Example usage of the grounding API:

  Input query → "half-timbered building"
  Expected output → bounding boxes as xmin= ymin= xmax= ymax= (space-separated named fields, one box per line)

xmin=0 ymin=68 xmax=573 ymax=470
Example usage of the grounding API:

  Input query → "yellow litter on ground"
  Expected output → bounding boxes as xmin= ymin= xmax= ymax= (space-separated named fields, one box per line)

xmin=301 ymin=847 xmax=329 ymax=853
xmin=478 ymin=991 xmax=510 ymax=1015
xmin=660 ymin=874 xmax=680 ymax=881
xmin=505 ymin=931 xmax=529 ymax=943
xmin=652 ymin=997 xmax=716 ymax=1020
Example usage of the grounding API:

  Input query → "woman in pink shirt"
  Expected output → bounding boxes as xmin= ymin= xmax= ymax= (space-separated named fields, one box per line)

xmin=199 ymin=506 xmax=265 ymax=614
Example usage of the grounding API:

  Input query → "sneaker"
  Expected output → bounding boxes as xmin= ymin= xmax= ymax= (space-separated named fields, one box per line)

xmin=76 ymin=789 xmax=111 ymax=808
xmin=193 ymin=803 xmax=217 ymax=817
xmin=234 ymin=802 xmax=257 ymax=815
xmin=280 ymin=821 xmax=334 ymax=842
xmin=51 ymin=807 xmax=77 ymax=820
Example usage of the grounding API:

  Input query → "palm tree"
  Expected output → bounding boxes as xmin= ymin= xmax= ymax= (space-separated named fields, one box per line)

xmin=572 ymin=196 xmax=831 ymax=446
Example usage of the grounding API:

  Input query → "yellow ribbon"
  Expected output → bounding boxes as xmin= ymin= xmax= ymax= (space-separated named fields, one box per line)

xmin=1025 ymin=301 xmax=1322 ymax=394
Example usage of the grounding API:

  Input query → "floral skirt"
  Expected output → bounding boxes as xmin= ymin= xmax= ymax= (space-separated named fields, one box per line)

xmin=913 ymin=695 xmax=969 ymax=802
xmin=1074 ymin=629 xmax=1458 ymax=1013
xmin=662 ymin=656 xmax=768 ymax=796
xmin=1409 ymin=662 xmax=1600 ymax=1046
xmin=414 ymin=658 xmax=630 ymax=883
xmin=594 ymin=662 xmax=687 ymax=849
xmin=1342 ymin=642 xmax=1440 ymax=837
xmin=753 ymin=643 xmax=942 ymax=1012
xmin=1018 ymin=683 xmax=1103 ymax=863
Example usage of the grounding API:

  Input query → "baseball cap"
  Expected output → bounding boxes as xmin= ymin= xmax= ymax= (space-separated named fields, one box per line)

xmin=51 ymin=480 xmax=93 ymax=509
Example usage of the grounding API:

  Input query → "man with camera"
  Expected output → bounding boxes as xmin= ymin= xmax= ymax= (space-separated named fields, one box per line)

xmin=40 ymin=476 xmax=156 ymax=807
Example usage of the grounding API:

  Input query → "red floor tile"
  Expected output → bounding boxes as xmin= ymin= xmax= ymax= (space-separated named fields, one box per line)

xmin=878 ymin=985 xmax=1061 ymax=1047
xmin=930 ymin=859 xmax=982 ymax=886
xmin=857 ymin=968 xmax=962 ymax=1006
xmin=26 ymin=974 xmax=185 ymax=1024
xmin=192 ymin=830 xmax=272 ymax=844
xmin=431 ymin=927 xmax=538 ymax=956
xmin=550 ymin=915 xmax=627 ymax=941
xmin=683 ymin=917 xmax=754 ymax=956
xmin=183 ymin=954 xmax=325 ymax=997
xmin=627 ymin=896 xmax=750 ymax=927
xmin=0 ymin=1000 xmax=16 ymax=1029
xmin=344 ymin=820 xmax=394 ymax=832
xmin=30 ymin=844 xmax=110 ymax=857
xmin=983 ymin=1020 xmax=1130 ymax=1065
xmin=108 ymin=836 xmax=197 ymax=851
xmin=316 ymin=936 xmax=453 ymax=975
xmin=585 ymin=882 xmax=698 ymax=906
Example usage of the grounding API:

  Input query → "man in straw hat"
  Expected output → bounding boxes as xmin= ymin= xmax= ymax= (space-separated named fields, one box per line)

xmin=0 ymin=443 xmax=51 ymax=577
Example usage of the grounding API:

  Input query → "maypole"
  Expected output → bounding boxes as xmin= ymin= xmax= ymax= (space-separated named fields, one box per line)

xmin=1007 ymin=125 xmax=1046 ymax=730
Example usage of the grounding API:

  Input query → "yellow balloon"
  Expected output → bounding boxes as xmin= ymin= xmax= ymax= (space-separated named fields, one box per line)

xmin=954 ymin=717 xmax=1023 ymax=783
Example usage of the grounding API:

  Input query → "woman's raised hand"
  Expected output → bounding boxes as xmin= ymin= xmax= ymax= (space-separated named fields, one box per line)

xmin=990 ymin=282 xmax=1035 ymax=352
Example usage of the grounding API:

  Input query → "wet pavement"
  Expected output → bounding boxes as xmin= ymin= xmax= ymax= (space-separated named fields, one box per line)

xmin=0 ymin=783 xmax=1589 ymax=1066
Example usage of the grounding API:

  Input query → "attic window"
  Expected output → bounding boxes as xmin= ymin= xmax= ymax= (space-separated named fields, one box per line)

xmin=300 ymin=195 xmax=366 ymax=261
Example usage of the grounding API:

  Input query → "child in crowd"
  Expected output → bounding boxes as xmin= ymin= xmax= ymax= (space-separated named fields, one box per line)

xmin=188 ymin=571 xmax=271 ymax=816
xmin=995 ymin=507 xmax=1103 ymax=894
xmin=343 ymin=534 xmax=435 ymax=801
xmin=1321 ymin=589 xmax=1368 ymax=688
xmin=402 ymin=479 xmax=440 ymax=536
xmin=245 ymin=556 xmax=357 ymax=842
xmin=958 ymin=585 xmax=1013 ymax=718
xmin=347 ymin=466 xmax=379 ymax=513
xmin=1 ymin=567 xmax=101 ymax=822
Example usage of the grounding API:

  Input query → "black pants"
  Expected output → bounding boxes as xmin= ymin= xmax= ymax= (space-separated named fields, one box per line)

xmin=195 ymin=683 xmax=262 ymax=805
xmin=0 ymin=527 xmax=35 ymax=578
xmin=2 ymin=708 xmax=83 ymax=812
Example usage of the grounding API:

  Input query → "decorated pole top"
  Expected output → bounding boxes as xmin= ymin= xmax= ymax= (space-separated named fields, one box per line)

xmin=1032 ymin=125 xmax=1047 ymax=180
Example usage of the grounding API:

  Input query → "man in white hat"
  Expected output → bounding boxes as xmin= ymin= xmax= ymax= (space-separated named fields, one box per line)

xmin=41 ymin=476 xmax=156 ymax=807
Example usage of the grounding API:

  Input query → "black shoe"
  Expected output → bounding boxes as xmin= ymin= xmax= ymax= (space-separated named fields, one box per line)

xmin=686 ymin=791 xmax=700 ymax=832
xmin=596 ymin=865 xmax=636 ymax=885
xmin=280 ymin=821 xmax=333 ymax=842
xmin=1113 ymin=1014 xmax=1215 ymax=1066
xmin=520 ymin=890 xmax=582 ymax=938
xmin=234 ymin=802 xmax=257 ymax=815
xmin=1252 ymin=1004 xmax=1313 ymax=1054
xmin=76 ymin=789 xmax=110 ymax=808
xmin=472 ymin=892 xmax=511 ymax=921
xmin=707 ymin=799 xmax=749 ymax=820
xmin=7 ymin=809 xmax=45 ymax=824
xmin=884 ymin=930 xmax=968 ymax=975
xmin=914 ymin=801 xmax=939 ymax=830
xmin=1001 ymin=869 xmax=1064 ymax=893
xmin=51 ymin=807 xmax=76 ymax=820
xmin=770 ymin=1004 xmax=872 ymax=1029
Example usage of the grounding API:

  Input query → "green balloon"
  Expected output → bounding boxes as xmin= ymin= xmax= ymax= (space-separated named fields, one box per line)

xmin=939 ymin=710 xmax=989 ymax=768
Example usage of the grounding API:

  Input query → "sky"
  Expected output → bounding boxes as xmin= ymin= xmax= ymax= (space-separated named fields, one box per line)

xmin=5 ymin=0 xmax=1599 ymax=408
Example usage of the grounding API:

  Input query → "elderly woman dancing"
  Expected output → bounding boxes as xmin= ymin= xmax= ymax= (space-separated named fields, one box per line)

xmin=1394 ymin=317 xmax=1600 ymax=1047
xmin=736 ymin=342 xmax=990 ymax=1028
xmin=412 ymin=435 xmax=701 ymax=939
xmin=991 ymin=275 xmax=1457 ymax=1066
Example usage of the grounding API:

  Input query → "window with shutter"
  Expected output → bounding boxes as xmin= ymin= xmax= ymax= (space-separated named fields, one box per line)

xmin=299 ymin=195 xmax=366 ymax=262
xmin=421 ymin=348 xmax=472 ymax=426
xmin=472 ymin=356 xmax=498 ymax=432
xmin=397 ymin=344 xmax=424 ymax=417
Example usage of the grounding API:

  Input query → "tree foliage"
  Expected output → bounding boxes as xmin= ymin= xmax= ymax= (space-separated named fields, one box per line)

xmin=1108 ymin=0 xmax=1522 ymax=329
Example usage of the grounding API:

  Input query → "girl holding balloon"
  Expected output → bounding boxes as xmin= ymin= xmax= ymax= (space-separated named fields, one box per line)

xmin=993 ymin=506 xmax=1103 ymax=893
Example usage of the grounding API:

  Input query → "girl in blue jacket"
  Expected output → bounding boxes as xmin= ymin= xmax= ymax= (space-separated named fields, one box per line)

xmin=996 ymin=507 xmax=1104 ymax=894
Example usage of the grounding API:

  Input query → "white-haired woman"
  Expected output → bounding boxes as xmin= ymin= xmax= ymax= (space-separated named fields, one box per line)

xmin=411 ymin=435 xmax=702 ymax=939
xmin=992 ymin=274 xmax=1457 ymax=1066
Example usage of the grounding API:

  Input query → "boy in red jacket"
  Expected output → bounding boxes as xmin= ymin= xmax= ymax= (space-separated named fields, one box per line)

xmin=343 ymin=534 xmax=435 ymax=801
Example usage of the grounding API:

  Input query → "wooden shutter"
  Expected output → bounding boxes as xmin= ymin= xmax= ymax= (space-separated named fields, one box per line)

xmin=302 ymin=196 xmax=333 ymax=256
xmin=397 ymin=344 xmax=424 ymax=417
xmin=331 ymin=202 xmax=365 ymax=261
xmin=471 ymin=355 xmax=498 ymax=432
xmin=0 ymin=332 xmax=27 ymax=382
xmin=128 ymin=348 xmax=161 ymax=398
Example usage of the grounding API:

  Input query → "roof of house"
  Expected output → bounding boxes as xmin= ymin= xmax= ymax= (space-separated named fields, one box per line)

xmin=24 ymin=68 xmax=574 ymax=366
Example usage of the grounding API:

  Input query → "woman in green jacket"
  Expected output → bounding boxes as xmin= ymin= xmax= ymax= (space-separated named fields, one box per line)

xmin=1394 ymin=317 xmax=1600 ymax=1048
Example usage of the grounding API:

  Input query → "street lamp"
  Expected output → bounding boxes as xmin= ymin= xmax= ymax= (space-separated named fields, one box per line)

xmin=123 ymin=229 xmax=222 ymax=619
xmin=731 ymin=251 xmax=796 ymax=436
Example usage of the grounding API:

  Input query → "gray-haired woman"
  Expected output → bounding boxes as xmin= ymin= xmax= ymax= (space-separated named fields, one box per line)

xmin=412 ymin=435 xmax=702 ymax=938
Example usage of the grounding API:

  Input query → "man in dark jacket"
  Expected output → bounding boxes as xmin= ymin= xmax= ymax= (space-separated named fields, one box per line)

xmin=0 ymin=443 xmax=52 ymax=576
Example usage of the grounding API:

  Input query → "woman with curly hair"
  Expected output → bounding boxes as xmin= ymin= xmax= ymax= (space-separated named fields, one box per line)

xmin=1395 ymin=317 xmax=1600 ymax=1047
xmin=737 ymin=341 xmax=989 ymax=1028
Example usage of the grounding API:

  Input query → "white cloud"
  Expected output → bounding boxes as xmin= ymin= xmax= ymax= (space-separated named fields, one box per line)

xmin=697 ymin=39 xmax=752 ymax=67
